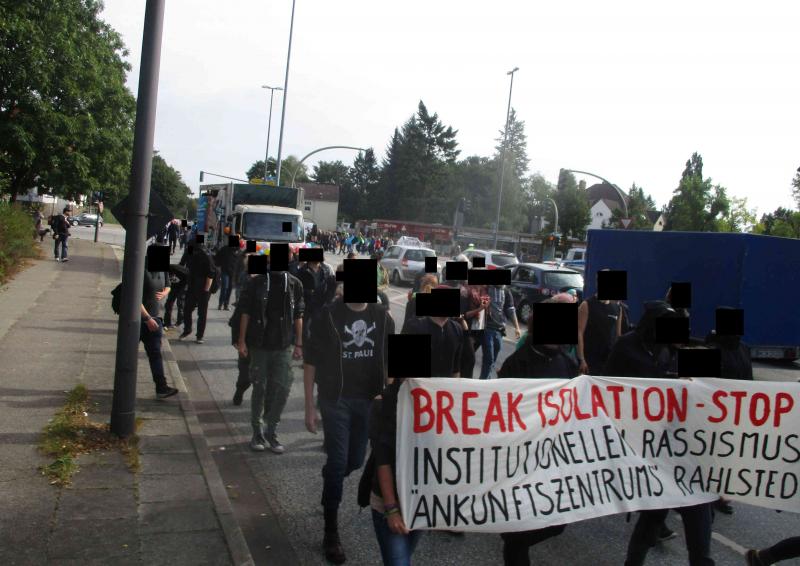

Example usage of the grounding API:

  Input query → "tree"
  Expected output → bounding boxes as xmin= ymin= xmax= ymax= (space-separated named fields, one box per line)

xmin=665 ymin=152 xmax=730 ymax=231
xmin=245 ymin=156 xmax=308 ymax=184
xmin=150 ymin=152 xmax=192 ymax=216
xmin=492 ymin=108 xmax=529 ymax=232
xmin=717 ymin=196 xmax=757 ymax=233
xmin=0 ymin=0 xmax=135 ymax=202
xmin=451 ymin=156 xmax=498 ymax=229
xmin=495 ymin=108 xmax=529 ymax=179
xmin=312 ymin=160 xmax=349 ymax=185
xmin=553 ymin=170 xmax=591 ymax=239
xmin=522 ymin=173 xmax=556 ymax=234
xmin=753 ymin=207 xmax=800 ymax=238
xmin=792 ymin=167 xmax=800 ymax=210
xmin=608 ymin=183 xmax=658 ymax=230
xmin=347 ymin=148 xmax=379 ymax=222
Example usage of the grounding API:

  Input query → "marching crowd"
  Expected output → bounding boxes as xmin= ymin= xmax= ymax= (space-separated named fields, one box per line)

xmin=128 ymin=235 xmax=795 ymax=566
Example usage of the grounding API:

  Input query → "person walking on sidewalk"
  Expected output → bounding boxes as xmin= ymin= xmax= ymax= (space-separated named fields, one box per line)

xmin=303 ymin=298 xmax=394 ymax=564
xmin=235 ymin=263 xmax=304 ymax=454
xmin=214 ymin=243 xmax=239 ymax=311
xmin=167 ymin=220 xmax=180 ymax=255
xmin=141 ymin=258 xmax=179 ymax=399
xmin=297 ymin=257 xmax=337 ymax=342
xmin=480 ymin=283 xmax=521 ymax=379
xmin=52 ymin=207 xmax=72 ymax=262
xmin=179 ymin=237 xmax=216 ymax=344
xmin=163 ymin=264 xmax=188 ymax=330
xmin=746 ymin=537 xmax=800 ymax=565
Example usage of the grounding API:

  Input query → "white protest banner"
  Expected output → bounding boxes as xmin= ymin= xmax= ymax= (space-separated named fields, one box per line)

xmin=396 ymin=376 xmax=800 ymax=533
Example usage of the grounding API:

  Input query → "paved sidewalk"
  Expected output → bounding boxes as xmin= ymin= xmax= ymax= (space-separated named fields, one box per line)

xmin=0 ymin=239 xmax=252 ymax=565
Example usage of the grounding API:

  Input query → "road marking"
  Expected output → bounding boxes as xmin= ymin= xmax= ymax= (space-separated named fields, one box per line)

xmin=711 ymin=531 xmax=746 ymax=556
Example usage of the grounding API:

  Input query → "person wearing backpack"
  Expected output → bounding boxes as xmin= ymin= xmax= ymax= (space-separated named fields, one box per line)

xmin=296 ymin=258 xmax=337 ymax=343
xmin=303 ymin=297 xmax=394 ymax=564
xmin=139 ymin=258 xmax=178 ymax=399
xmin=235 ymin=259 xmax=304 ymax=454
xmin=52 ymin=207 xmax=72 ymax=262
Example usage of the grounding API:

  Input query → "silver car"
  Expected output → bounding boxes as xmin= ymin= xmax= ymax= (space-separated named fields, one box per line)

xmin=380 ymin=245 xmax=438 ymax=285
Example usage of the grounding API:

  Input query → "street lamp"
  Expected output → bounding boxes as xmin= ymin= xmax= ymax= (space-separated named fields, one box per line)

xmin=563 ymin=168 xmax=628 ymax=218
xmin=261 ymin=85 xmax=283 ymax=183
xmin=275 ymin=0 xmax=297 ymax=187
xmin=542 ymin=197 xmax=559 ymax=234
xmin=290 ymin=146 xmax=366 ymax=188
xmin=493 ymin=66 xmax=519 ymax=249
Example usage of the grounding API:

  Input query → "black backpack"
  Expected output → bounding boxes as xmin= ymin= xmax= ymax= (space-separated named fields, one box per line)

xmin=111 ymin=283 xmax=122 ymax=315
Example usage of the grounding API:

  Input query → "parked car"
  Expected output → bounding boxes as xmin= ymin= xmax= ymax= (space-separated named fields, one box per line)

xmin=71 ymin=212 xmax=103 ymax=227
xmin=380 ymin=244 xmax=439 ymax=285
xmin=508 ymin=263 xmax=584 ymax=323
xmin=462 ymin=248 xmax=519 ymax=270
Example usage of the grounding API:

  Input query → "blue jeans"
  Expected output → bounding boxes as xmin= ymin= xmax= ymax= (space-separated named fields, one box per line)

xmin=372 ymin=509 xmax=423 ymax=566
xmin=139 ymin=317 xmax=167 ymax=390
xmin=480 ymin=327 xmax=503 ymax=379
xmin=319 ymin=396 xmax=371 ymax=510
xmin=218 ymin=272 xmax=232 ymax=307
xmin=54 ymin=235 xmax=68 ymax=259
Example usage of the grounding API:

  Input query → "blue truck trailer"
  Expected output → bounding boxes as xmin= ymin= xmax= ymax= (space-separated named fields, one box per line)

xmin=584 ymin=229 xmax=800 ymax=360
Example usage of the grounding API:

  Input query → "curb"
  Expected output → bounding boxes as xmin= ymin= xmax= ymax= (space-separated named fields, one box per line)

xmin=162 ymin=335 xmax=255 ymax=566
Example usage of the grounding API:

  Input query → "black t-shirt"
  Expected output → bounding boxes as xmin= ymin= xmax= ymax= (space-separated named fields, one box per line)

xmin=264 ymin=273 xmax=290 ymax=349
xmin=584 ymin=296 xmax=620 ymax=366
xmin=340 ymin=306 xmax=380 ymax=398
xmin=401 ymin=317 xmax=464 ymax=377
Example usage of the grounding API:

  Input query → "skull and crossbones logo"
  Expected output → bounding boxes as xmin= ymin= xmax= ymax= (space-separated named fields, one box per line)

xmin=343 ymin=319 xmax=376 ymax=348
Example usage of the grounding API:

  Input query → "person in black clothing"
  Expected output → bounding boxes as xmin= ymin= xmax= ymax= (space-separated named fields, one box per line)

xmin=746 ymin=537 xmax=800 ymax=565
xmin=496 ymin=298 xmax=577 ymax=566
xmin=214 ymin=244 xmax=239 ymax=311
xmin=577 ymin=293 xmax=622 ymax=375
xmin=179 ymin=237 xmax=217 ymax=344
xmin=140 ymin=258 xmax=178 ymax=399
xmin=303 ymin=299 xmax=394 ymax=564
xmin=401 ymin=300 xmax=463 ymax=378
xmin=52 ymin=207 xmax=72 ymax=262
xmin=163 ymin=264 xmax=188 ymax=329
xmin=167 ymin=220 xmax=180 ymax=254
xmin=604 ymin=301 xmax=715 ymax=566
xmin=297 ymin=258 xmax=337 ymax=341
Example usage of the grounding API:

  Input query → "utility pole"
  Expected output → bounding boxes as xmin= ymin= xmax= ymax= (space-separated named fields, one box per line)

xmin=274 ymin=0 xmax=297 ymax=186
xmin=261 ymin=85 xmax=283 ymax=183
xmin=110 ymin=0 xmax=165 ymax=438
xmin=493 ymin=67 xmax=519 ymax=249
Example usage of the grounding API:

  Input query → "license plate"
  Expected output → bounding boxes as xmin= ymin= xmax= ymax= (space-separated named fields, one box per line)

xmin=752 ymin=348 xmax=783 ymax=359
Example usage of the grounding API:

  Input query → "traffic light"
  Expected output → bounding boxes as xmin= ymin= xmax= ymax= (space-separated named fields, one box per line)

xmin=199 ymin=171 xmax=204 ymax=182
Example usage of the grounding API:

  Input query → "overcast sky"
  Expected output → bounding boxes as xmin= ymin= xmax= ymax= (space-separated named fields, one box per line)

xmin=101 ymin=0 xmax=799 ymax=216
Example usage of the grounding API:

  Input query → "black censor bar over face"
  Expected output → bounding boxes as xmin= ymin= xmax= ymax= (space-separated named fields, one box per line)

xmin=530 ymin=303 xmax=578 ymax=344
xmin=146 ymin=244 xmax=170 ymax=273
xmin=269 ymin=243 xmax=289 ymax=272
xmin=340 ymin=259 xmax=378 ymax=303
xmin=299 ymin=247 xmax=323 ymax=262
xmin=468 ymin=268 xmax=511 ymax=286
xmin=248 ymin=255 xmax=267 ymax=275
xmin=415 ymin=288 xmax=461 ymax=318
xmin=597 ymin=270 xmax=627 ymax=301
xmin=228 ymin=235 xmax=240 ymax=248
xmin=389 ymin=334 xmax=432 ymax=378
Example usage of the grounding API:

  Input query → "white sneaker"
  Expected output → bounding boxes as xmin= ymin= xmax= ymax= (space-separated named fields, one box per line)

xmin=250 ymin=435 xmax=266 ymax=452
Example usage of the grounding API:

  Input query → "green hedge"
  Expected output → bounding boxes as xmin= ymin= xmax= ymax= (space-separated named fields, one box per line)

xmin=0 ymin=202 xmax=39 ymax=283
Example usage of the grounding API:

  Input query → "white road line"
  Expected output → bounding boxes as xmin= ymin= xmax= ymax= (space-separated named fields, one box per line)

xmin=711 ymin=531 xmax=747 ymax=556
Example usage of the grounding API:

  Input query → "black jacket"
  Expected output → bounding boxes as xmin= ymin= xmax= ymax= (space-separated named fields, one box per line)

xmin=304 ymin=300 xmax=394 ymax=401
xmin=297 ymin=262 xmax=337 ymax=316
xmin=238 ymin=272 xmax=305 ymax=350
xmin=498 ymin=343 xmax=579 ymax=379
xmin=214 ymin=246 xmax=239 ymax=275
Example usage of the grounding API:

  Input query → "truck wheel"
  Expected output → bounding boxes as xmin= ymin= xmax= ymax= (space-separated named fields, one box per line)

xmin=391 ymin=270 xmax=401 ymax=286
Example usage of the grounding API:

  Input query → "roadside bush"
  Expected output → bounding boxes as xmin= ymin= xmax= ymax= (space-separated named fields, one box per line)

xmin=0 ymin=202 xmax=38 ymax=283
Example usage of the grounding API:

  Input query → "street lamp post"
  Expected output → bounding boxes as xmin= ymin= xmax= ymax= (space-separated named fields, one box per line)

xmin=563 ymin=168 xmax=628 ymax=218
xmin=493 ymin=66 xmax=519 ymax=249
xmin=274 ymin=0 xmax=297 ymax=187
xmin=261 ymin=85 xmax=283 ymax=183
xmin=543 ymin=197 xmax=559 ymax=234
xmin=290 ymin=146 xmax=366 ymax=188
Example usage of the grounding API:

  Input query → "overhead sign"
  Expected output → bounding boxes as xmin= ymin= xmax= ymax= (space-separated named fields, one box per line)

xmin=397 ymin=376 xmax=799 ymax=533
xmin=111 ymin=189 xmax=174 ymax=240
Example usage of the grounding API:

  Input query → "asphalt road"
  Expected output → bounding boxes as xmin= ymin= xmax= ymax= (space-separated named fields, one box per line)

xmin=162 ymin=250 xmax=799 ymax=566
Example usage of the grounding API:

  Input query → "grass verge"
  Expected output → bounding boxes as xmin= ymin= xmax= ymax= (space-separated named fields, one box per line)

xmin=0 ymin=202 xmax=39 ymax=284
xmin=39 ymin=384 xmax=140 ymax=486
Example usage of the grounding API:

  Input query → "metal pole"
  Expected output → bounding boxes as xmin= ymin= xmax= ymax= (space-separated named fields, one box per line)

xmin=546 ymin=197 xmax=559 ymax=234
xmin=290 ymin=145 xmax=366 ymax=187
xmin=493 ymin=67 xmax=518 ymax=249
xmin=262 ymin=86 xmax=282 ymax=183
xmin=274 ymin=0 xmax=296 ymax=186
xmin=110 ymin=0 xmax=164 ymax=438
xmin=93 ymin=205 xmax=100 ymax=243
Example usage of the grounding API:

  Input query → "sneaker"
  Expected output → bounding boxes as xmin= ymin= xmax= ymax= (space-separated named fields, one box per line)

xmin=267 ymin=434 xmax=285 ymax=454
xmin=714 ymin=498 xmax=734 ymax=515
xmin=323 ymin=531 xmax=346 ymax=565
xmin=61 ymin=258 xmax=69 ymax=262
xmin=156 ymin=386 xmax=179 ymax=399
xmin=745 ymin=550 xmax=764 ymax=566
xmin=249 ymin=434 xmax=266 ymax=452
xmin=55 ymin=257 xmax=60 ymax=262
xmin=196 ymin=338 xmax=204 ymax=344
xmin=232 ymin=389 xmax=244 ymax=406
xmin=223 ymin=305 xmax=230 ymax=311
xmin=656 ymin=524 xmax=677 ymax=543
xmin=178 ymin=331 xmax=191 ymax=340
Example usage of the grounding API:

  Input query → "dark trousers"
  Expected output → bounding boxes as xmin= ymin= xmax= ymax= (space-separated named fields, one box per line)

xmin=319 ymin=396 xmax=371 ymax=511
xmin=54 ymin=234 xmax=68 ymax=259
xmin=625 ymin=503 xmax=714 ymax=566
xmin=183 ymin=290 xmax=210 ymax=339
xmin=139 ymin=318 xmax=167 ymax=390
xmin=759 ymin=536 xmax=800 ymax=564
xmin=164 ymin=284 xmax=186 ymax=327
xmin=218 ymin=272 xmax=232 ymax=308
xmin=236 ymin=353 xmax=250 ymax=392
xmin=169 ymin=236 xmax=177 ymax=254
xmin=500 ymin=525 xmax=566 ymax=566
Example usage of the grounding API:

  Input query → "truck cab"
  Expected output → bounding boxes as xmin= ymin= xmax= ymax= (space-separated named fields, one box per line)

xmin=231 ymin=204 xmax=304 ymax=244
